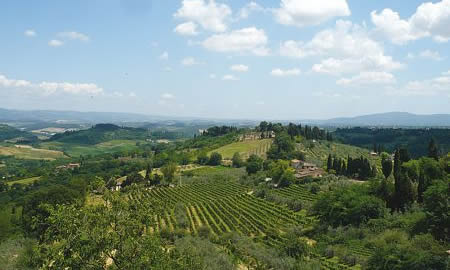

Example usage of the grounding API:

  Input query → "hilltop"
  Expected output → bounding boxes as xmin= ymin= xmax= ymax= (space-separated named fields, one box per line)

xmin=47 ymin=124 xmax=150 ymax=145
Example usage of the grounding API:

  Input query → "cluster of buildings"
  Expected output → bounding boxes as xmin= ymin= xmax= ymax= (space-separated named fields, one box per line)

xmin=239 ymin=131 xmax=276 ymax=141
xmin=56 ymin=163 xmax=80 ymax=170
xmin=290 ymin=159 xmax=324 ymax=179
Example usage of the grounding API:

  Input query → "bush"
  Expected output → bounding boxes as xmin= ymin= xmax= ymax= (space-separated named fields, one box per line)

xmin=208 ymin=152 xmax=222 ymax=166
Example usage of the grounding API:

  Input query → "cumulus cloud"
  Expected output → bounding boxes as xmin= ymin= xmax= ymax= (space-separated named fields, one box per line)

xmin=371 ymin=0 xmax=450 ymax=44
xmin=202 ymin=27 xmax=269 ymax=56
xmin=238 ymin=2 xmax=266 ymax=19
xmin=0 ymin=73 xmax=103 ymax=96
xmin=48 ymin=40 xmax=64 ymax=47
xmin=337 ymin=72 xmax=396 ymax=86
xmin=387 ymin=71 xmax=450 ymax=96
xmin=24 ymin=30 xmax=36 ymax=37
xmin=174 ymin=21 xmax=199 ymax=36
xmin=274 ymin=0 xmax=350 ymax=27
xmin=159 ymin=51 xmax=169 ymax=60
xmin=230 ymin=64 xmax=249 ymax=72
xmin=280 ymin=20 xmax=403 ymax=75
xmin=222 ymin=74 xmax=238 ymax=81
xmin=418 ymin=50 xmax=443 ymax=61
xmin=174 ymin=0 xmax=231 ymax=32
xmin=181 ymin=57 xmax=203 ymax=66
xmin=270 ymin=68 xmax=301 ymax=77
xmin=58 ymin=31 xmax=90 ymax=42
xmin=161 ymin=93 xmax=175 ymax=99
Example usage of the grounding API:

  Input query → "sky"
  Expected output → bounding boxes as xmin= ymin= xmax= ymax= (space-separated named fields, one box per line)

xmin=1 ymin=0 xmax=450 ymax=120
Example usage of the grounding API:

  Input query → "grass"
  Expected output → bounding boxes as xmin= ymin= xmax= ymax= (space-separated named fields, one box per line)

xmin=7 ymin=176 xmax=41 ymax=186
xmin=0 ymin=145 xmax=66 ymax=160
xmin=40 ymin=139 xmax=142 ymax=157
xmin=209 ymin=139 xmax=273 ymax=159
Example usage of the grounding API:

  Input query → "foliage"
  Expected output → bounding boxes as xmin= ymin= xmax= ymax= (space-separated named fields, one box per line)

xmin=245 ymin=154 xmax=263 ymax=175
xmin=423 ymin=180 xmax=450 ymax=241
xmin=313 ymin=185 xmax=387 ymax=227
xmin=34 ymin=192 xmax=201 ymax=269
xmin=334 ymin=127 xmax=450 ymax=158
xmin=231 ymin=152 xmax=244 ymax=168
xmin=208 ymin=152 xmax=222 ymax=166
xmin=161 ymin=162 xmax=178 ymax=183
xmin=368 ymin=231 xmax=448 ymax=270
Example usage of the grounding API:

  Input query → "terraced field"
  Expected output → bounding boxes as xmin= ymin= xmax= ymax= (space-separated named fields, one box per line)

xmin=129 ymin=184 xmax=314 ymax=246
xmin=209 ymin=139 xmax=273 ymax=159
xmin=271 ymin=185 xmax=318 ymax=202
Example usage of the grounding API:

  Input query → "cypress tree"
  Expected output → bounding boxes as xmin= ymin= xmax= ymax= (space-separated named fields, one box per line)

xmin=428 ymin=138 xmax=439 ymax=160
xmin=327 ymin=154 xmax=332 ymax=172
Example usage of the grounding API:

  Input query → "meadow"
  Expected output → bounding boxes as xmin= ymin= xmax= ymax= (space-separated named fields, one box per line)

xmin=40 ymin=139 xmax=142 ymax=157
xmin=0 ymin=145 xmax=66 ymax=160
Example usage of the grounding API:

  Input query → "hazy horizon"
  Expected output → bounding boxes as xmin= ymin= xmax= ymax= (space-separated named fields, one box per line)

xmin=1 ymin=0 xmax=450 ymax=119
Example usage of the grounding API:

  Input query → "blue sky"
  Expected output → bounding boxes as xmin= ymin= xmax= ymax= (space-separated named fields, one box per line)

xmin=1 ymin=0 xmax=449 ymax=120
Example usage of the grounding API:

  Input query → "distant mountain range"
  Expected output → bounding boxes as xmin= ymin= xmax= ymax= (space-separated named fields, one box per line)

xmin=1 ymin=108 xmax=449 ymax=127
xmin=315 ymin=112 xmax=450 ymax=127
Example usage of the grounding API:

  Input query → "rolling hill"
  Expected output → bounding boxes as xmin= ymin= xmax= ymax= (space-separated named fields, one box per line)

xmin=47 ymin=123 xmax=150 ymax=145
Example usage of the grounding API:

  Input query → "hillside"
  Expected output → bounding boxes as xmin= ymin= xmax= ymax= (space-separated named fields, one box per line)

xmin=297 ymin=139 xmax=380 ymax=168
xmin=333 ymin=127 xmax=450 ymax=158
xmin=209 ymin=139 xmax=273 ymax=159
xmin=0 ymin=124 xmax=36 ymax=142
xmin=47 ymin=123 xmax=150 ymax=145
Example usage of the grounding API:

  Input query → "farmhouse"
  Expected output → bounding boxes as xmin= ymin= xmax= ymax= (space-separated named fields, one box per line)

xmin=56 ymin=163 xmax=81 ymax=170
xmin=291 ymin=160 xmax=324 ymax=179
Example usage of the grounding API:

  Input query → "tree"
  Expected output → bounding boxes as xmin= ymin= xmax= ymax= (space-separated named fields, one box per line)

xmin=428 ymin=138 xmax=439 ymax=160
xmin=394 ymin=169 xmax=415 ymax=211
xmin=196 ymin=152 xmax=209 ymax=165
xmin=145 ymin=162 xmax=153 ymax=181
xmin=208 ymin=152 xmax=222 ymax=166
xmin=35 ymin=192 xmax=200 ymax=269
xmin=123 ymin=171 xmax=144 ymax=187
xmin=246 ymin=154 xmax=263 ymax=175
xmin=381 ymin=158 xmax=392 ymax=179
xmin=327 ymin=154 xmax=332 ymax=172
xmin=232 ymin=152 xmax=244 ymax=168
xmin=161 ymin=162 xmax=177 ymax=183
xmin=423 ymin=180 xmax=449 ymax=241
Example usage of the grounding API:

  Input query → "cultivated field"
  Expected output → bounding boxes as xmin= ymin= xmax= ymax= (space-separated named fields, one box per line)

xmin=209 ymin=139 xmax=273 ymax=159
xmin=7 ymin=176 xmax=41 ymax=186
xmin=40 ymin=139 xmax=142 ymax=157
xmin=0 ymin=145 xmax=66 ymax=160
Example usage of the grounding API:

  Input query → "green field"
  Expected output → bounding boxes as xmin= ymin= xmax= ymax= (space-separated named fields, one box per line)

xmin=40 ymin=139 xmax=142 ymax=157
xmin=0 ymin=145 xmax=66 ymax=160
xmin=209 ymin=139 xmax=273 ymax=159
xmin=7 ymin=176 xmax=41 ymax=186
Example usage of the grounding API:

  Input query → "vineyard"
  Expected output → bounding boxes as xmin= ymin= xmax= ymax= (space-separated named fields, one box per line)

xmin=271 ymin=185 xmax=318 ymax=202
xmin=128 ymin=183 xmax=364 ymax=269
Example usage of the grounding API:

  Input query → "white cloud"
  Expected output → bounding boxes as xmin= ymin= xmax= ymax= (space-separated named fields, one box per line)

xmin=274 ymin=0 xmax=350 ymax=27
xmin=387 ymin=71 xmax=450 ymax=96
xmin=0 ymin=73 xmax=103 ymax=96
xmin=270 ymin=68 xmax=301 ymax=77
xmin=238 ymin=2 xmax=266 ymax=19
xmin=230 ymin=64 xmax=249 ymax=72
xmin=202 ymin=27 xmax=269 ymax=56
xmin=181 ymin=57 xmax=203 ymax=66
xmin=222 ymin=74 xmax=238 ymax=81
xmin=58 ymin=31 xmax=90 ymax=42
xmin=163 ymin=67 xmax=172 ymax=72
xmin=24 ymin=30 xmax=36 ymax=37
xmin=371 ymin=0 xmax=450 ymax=44
xmin=174 ymin=0 xmax=231 ymax=32
xmin=159 ymin=51 xmax=169 ymax=60
xmin=0 ymin=74 xmax=32 ymax=88
xmin=48 ymin=40 xmax=64 ymax=47
xmin=129 ymin=92 xmax=137 ymax=97
xmin=209 ymin=74 xmax=217 ymax=79
xmin=337 ymin=71 xmax=396 ymax=86
xmin=174 ymin=21 xmax=199 ymax=36
xmin=418 ymin=50 xmax=443 ymax=61
xmin=161 ymin=93 xmax=175 ymax=99
xmin=280 ymin=20 xmax=403 ymax=75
